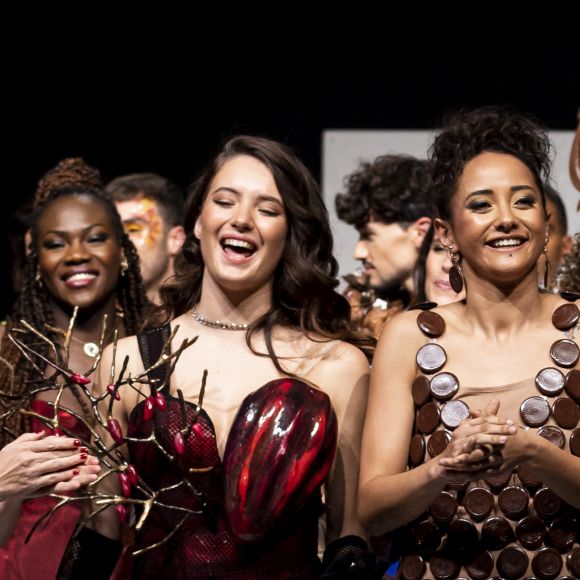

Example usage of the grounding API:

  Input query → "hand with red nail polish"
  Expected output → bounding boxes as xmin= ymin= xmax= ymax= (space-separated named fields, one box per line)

xmin=0 ymin=432 xmax=101 ymax=502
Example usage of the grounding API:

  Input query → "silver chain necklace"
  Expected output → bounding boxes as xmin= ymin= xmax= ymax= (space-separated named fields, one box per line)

xmin=191 ymin=308 xmax=249 ymax=331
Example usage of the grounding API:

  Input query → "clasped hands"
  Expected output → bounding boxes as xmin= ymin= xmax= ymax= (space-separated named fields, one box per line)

xmin=437 ymin=399 xmax=528 ymax=481
xmin=0 ymin=432 xmax=101 ymax=502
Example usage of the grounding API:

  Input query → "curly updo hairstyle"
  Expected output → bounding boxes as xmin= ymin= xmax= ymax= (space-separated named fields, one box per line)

xmin=335 ymin=155 xmax=432 ymax=229
xmin=429 ymin=106 xmax=552 ymax=221
xmin=159 ymin=135 xmax=375 ymax=367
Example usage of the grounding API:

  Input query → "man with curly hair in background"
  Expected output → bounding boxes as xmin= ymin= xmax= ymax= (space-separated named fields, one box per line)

xmin=336 ymin=155 xmax=432 ymax=334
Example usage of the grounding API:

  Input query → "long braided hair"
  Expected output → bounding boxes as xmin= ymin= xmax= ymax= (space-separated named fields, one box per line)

xmin=0 ymin=185 xmax=146 ymax=446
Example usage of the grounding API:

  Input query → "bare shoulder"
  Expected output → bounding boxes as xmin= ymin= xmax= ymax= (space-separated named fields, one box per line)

xmin=101 ymin=334 xmax=143 ymax=371
xmin=375 ymin=309 xmax=425 ymax=356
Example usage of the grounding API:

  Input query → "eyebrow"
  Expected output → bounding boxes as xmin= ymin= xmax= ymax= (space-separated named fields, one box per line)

xmin=44 ymin=223 xmax=108 ymax=236
xmin=212 ymin=187 xmax=284 ymax=208
xmin=466 ymin=185 xmax=536 ymax=200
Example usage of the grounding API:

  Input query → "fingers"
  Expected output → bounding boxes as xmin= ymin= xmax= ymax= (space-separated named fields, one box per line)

xmin=36 ymin=452 xmax=89 ymax=475
xmin=31 ymin=436 xmax=83 ymax=453
xmin=470 ymin=399 xmax=501 ymax=419
xmin=15 ymin=432 xmax=45 ymax=443
xmin=38 ymin=463 xmax=101 ymax=492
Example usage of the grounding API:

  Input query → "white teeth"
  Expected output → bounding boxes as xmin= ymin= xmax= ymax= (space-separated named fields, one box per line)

xmin=223 ymin=238 xmax=255 ymax=250
xmin=67 ymin=273 xmax=96 ymax=281
xmin=491 ymin=239 xmax=523 ymax=247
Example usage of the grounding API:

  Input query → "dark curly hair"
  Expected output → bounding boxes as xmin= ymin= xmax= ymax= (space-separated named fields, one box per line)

xmin=429 ymin=106 xmax=552 ymax=221
xmin=559 ymin=233 xmax=580 ymax=294
xmin=335 ymin=155 xmax=432 ymax=230
xmin=0 ymin=186 xmax=147 ymax=445
xmin=159 ymin=135 xmax=375 ymax=367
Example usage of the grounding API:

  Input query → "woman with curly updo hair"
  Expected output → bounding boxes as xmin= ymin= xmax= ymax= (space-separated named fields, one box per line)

xmin=359 ymin=108 xmax=580 ymax=579
xmin=0 ymin=159 xmax=146 ymax=579
xmin=83 ymin=135 xmax=379 ymax=579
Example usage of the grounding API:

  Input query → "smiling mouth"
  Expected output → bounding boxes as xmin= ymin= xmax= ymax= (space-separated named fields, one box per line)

xmin=61 ymin=271 xmax=98 ymax=288
xmin=220 ymin=238 xmax=257 ymax=259
xmin=486 ymin=237 xmax=527 ymax=249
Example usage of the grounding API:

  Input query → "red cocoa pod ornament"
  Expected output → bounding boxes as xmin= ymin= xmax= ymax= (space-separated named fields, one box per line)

xmin=223 ymin=378 xmax=337 ymax=542
xmin=115 ymin=504 xmax=128 ymax=523
xmin=107 ymin=384 xmax=121 ymax=400
xmin=173 ymin=431 xmax=185 ymax=455
xmin=155 ymin=392 xmax=167 ymax=411
xmin=71 ymin=373 xmax=91 ymax=385
xmin=126 ymin=464 xmax=138 ymax=486
xmin=119 ymin=472 xmax=131 ymax=497
xmin=143 ymin=397 xmax=155 ymax=421
xmin=107 ymin=419 xmax=124 ymax=445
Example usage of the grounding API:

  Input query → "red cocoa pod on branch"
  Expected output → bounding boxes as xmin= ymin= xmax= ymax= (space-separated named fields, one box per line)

xmin=143 ymin=397 xmax=155 ymax=421
xmin=107 ymin=419 xmax=124 ymax=445
xmin=126 ymin=464 xmax=138 ymax=486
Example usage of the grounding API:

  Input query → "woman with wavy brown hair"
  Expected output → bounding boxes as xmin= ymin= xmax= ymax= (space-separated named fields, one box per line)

xmin=79 ymin=135 xmax=379 ymax=579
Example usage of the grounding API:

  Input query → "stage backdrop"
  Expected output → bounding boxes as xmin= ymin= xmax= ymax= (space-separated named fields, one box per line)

xmin=323 ymin=130 xmax=578 ymax=281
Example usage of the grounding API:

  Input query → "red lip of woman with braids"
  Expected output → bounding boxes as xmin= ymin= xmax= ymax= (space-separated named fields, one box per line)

xmin=0 ymin=158 xmax=146 ymax=580
xmin=359 ymin=108 xmax=580 ymax=579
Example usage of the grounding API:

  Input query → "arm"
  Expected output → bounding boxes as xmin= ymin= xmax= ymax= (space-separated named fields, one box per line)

xmin=319 ymin=343 xmax=370 ymax=542
xmin=357 ymin=313 xmax=516 ymax=535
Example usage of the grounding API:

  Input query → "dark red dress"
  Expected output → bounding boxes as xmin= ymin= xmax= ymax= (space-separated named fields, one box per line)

xmin=0 ymin=400 xmax=91 ymax=580
xmin=127 ymin=378 xmax=335 ymax=579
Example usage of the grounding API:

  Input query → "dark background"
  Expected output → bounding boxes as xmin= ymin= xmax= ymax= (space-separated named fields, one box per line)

xmin=2 ymin=17 xmax=579 ymax=316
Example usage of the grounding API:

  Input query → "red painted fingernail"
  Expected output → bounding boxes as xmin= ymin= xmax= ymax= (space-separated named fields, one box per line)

xmin=72 ymin=469 xmax=80 ymax=476
xmin=80 ymin=454 xmax=87 ymax=461
xmin=80 ymin=447 xmax=88 ymax=454
xmin=73 ymin=439 xmax=81 ymax=447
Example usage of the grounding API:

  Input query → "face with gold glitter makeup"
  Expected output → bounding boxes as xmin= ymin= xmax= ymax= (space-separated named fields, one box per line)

xmin=114 ymin=197 xmax=171 ymax=289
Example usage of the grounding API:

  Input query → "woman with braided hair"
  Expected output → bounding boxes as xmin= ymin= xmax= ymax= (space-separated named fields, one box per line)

xmin=0 ymin=159 xmax=147 ymax=579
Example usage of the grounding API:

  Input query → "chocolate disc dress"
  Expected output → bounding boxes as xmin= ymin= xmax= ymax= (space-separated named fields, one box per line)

xmin=399 ymin=305 xmax=580 ymax=580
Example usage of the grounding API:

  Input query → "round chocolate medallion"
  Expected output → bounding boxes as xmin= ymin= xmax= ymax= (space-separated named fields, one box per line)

xmin=498 ymin=485 xmax=529 ymax=520
xmin=546 ymin=516 xmax=576 ymax=552
xmin=550 ymin=339 xmax=580 ymax=368
xmin=516 ymin=515 xmax=547 ymax=550
xmin=446 ymin=518 xmax=479 ymax=552
xmin=429 ymin=551 xmax=461 ymax=580
xmin=552 ymin=397 xmax=580 ymax=429
xmin=465 ymin=550 xmax=494 ymax=580
xmin=520 ymin=396 xmax=551 ymax=428
xmin=429 ymin=490 xmax=457 ymax=523
xmin=416 ymin=402 xmax=441 ymax=434
xmin=517 ymin=465 xmax=543 ymax=490
xmin=537 ymin=425 xmax=566 ymax=449
xmin=409 ymin=433 xmax=426 ymax=466
xmin=535 ymin=367 xmax=565 ymax=396
xmin=485 ymin=469 xmax=513 ymax=492
xmin=412 ymin=520 xmax=442 ymax=555
xmin=417 ymin=310 xmax=446 ymax=337
xmin=560 ymin=290 xmax=580 ymax=302
xmin=481 ymin=516 xmax=516 ymax=550
xmin=532 ymin=547 xmax=563 ymax=579
xmin=416 ymin=343 xmax=447 ymax=374
xmin=565 ymin=369 xmax=580 ymax=402
xmin=534 ymin=488 xmax=562 ymax=520
xmin=430 ymin=372 xmax=460 ymax=401
xmin=567 ymin=547 xmax=580 ymax=577
xmin=427 ymin=429 xmax=451 ymax=457
xmin=449 ymin=266 xmax=464 ymax=294
xmin=412 ymin=375 xmax=431 ymax=406
xmin=441 ymin=400 xmax=470 ymax=429
xmin=552 ymin=303 xmax=580 ymax=330
xmin=399 ymin=554 xmax=426 ymax=580
xmin=464 ymin=486 xmax=494 ymax=521
xmin=570 ymin=428 xmax=580 ymax=457
xmin=497 ymin=546 xmax=529 ymax=579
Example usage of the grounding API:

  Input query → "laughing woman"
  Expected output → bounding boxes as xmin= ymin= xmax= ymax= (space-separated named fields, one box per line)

xmin=81 ymin=136 xmax=376 ymax=579
xmin=0 ymin=159 xmax=146 ymax=579
xmin=359 ymin=108 xmax=580 ymax=579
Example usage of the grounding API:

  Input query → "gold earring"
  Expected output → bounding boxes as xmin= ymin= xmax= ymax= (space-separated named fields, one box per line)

xmin=120 ymin=260 xmax=129 ymax=276
xmin=542 ymin=233 xmax=550 ymax=291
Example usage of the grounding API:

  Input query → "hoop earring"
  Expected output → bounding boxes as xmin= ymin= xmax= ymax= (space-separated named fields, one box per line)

xmin=447 ymin=246 xmax=465 ymax=294
xmin=35 ymin=266 xmax=43 ymax=287
xmin=542 ymin=234 xmax=551 ymax=291
xmin=120 ymin=260 xmax=129 ymax=277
